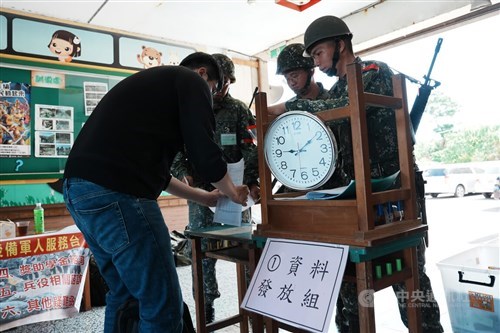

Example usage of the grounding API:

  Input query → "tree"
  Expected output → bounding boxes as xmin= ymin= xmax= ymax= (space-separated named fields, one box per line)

xmin=414 ymin=91 xmax=500 ymax=163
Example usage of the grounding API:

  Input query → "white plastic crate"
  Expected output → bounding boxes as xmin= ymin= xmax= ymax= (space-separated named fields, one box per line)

xmin=437 ymin=246 xmax=500 ymax=333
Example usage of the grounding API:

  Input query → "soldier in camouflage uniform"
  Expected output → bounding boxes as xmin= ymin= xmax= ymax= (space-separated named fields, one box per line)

xmin=171 ymin=53 xmax=260 ymax=323
xmin=276 ymin=43 xmax=330 ymax=101
xmin=269 ymin=16 xmax=443 ymax=333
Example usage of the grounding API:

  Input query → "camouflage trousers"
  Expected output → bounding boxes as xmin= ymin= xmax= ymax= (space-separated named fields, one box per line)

xmin=184 ymin=201 xmax=252 ymax=307
xmin=336 ymin=239 xmax=444 ymax=333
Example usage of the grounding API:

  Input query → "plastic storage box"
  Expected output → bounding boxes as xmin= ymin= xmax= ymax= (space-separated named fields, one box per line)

xmin=437 ymin=246 xmax=500 ymax=333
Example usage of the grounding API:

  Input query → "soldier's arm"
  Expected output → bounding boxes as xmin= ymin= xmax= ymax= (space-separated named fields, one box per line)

xmin=284 ymin=95 xmax=349 ymax=114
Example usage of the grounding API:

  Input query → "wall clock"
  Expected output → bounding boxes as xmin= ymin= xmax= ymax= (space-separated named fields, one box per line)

xmin=264 ymin=111 xmax=337 ymax=191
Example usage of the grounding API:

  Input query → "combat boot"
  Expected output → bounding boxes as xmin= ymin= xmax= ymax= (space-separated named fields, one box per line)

xmin=205 ymin=303 xmax=215 ymax=324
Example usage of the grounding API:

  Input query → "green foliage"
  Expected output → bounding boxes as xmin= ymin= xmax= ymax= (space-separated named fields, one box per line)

xmin=414 ymin=91 xmax=500 ymax=163
xmin=416 ymin=125 xmax=500 ymax=163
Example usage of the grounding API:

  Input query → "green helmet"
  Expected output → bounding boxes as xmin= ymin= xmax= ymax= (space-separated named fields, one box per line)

xmin=276 ymin=43 xmax=314 ymax=75
xmin=212 ymin=53 xmax=236 ymax=83
xmin=303 ymin=15 xmax=352 ymax=55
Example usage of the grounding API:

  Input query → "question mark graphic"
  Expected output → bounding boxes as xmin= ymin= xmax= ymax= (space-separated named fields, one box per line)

xmin=15 ymin=160 xmax=24 ymax=172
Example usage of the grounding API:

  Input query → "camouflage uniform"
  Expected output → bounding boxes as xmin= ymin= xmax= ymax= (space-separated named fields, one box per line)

xmin=171 ymin=92 xmax=259 ymax=315
xmin=285 ymin=58 xmax=443 ymax=333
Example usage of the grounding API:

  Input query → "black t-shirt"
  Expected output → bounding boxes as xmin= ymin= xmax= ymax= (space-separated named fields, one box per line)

xmin=64 ymin=66 xmax=227 ymax=199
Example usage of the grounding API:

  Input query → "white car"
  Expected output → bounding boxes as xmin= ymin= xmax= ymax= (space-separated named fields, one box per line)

xmin=423 ymin=164 xmax=484 ymax=198
xmin=474 ymin=162 xmax=500 ymax=198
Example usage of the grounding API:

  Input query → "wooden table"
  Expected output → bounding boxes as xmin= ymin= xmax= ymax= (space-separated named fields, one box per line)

xmin=184 ymin=224 xmax=264 ymax=333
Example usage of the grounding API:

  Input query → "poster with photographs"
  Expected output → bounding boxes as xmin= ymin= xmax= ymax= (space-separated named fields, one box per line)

xmin=34 ymin=104 xmax=74 ymax=158
xmin=84 ymin=81 xmax=108 ymax=116
xmin=0 ymin=82 xmax=31 ymax=157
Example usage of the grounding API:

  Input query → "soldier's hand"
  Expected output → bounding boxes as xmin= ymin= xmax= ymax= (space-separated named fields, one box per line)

xmin=268 ymin=103 xmax=286 ymax=116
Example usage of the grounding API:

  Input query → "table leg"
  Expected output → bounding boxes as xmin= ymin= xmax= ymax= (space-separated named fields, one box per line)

xmin=191 ymin=236 xmax=207 ymax=333
xmin=237 ymin=262 xmax=249 ymax=333
xmin=82 ymin=267 xmax=91 ymax=311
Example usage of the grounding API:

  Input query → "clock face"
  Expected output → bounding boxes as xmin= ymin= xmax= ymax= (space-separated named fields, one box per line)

xmin=264 ymin=111 xmax=337 ymax=190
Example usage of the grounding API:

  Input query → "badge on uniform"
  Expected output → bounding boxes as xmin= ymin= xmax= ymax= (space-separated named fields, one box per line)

xmin=220 ymin=133 xmax=236 ymax=145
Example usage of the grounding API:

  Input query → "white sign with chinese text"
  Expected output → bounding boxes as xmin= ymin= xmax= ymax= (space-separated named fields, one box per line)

xmin=242 ymin=238 xmax=349 ymax=332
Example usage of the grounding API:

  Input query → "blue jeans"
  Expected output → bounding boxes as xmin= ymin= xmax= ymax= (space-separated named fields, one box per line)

xmin=63 ymin=178 xmax=183 ymax=333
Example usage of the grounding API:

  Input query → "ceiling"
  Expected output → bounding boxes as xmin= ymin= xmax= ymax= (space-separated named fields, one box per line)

xmin=0 ymin=0 xmax=483 ymax=57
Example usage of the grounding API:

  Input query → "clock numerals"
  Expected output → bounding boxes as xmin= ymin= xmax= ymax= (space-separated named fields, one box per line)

xmin=275 ymin=135 xmax=285 ymax=145
xmin=264 ymin=111 xmax=337 ymax=190
xmin=292 ymin=120 xmax=301 ymax=131
xmin=312 ymin=168 xmax=319 ymax=177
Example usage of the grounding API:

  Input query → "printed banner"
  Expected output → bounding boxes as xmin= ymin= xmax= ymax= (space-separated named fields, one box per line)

xmin=0 ymin=229 xmax=89 ymax=331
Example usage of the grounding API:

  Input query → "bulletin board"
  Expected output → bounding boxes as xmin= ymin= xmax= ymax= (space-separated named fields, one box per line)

xmin=0 ymin=9 xmax=196 ymax=184
xmin=0 ymin=65 xmax=125 ymax=182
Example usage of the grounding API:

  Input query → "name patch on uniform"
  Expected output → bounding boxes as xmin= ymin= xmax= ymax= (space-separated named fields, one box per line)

xmin=220 ymin=133 xmax=237 ymax=146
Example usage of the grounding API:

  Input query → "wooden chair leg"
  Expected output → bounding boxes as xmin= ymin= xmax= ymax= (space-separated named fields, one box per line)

xmin=404 ymin=246 xmax=422 ymax=333
xmin=237 ymin=263 xmax=249 ymax=333
xmin=356 ymin=262 xmax=376 ymax=333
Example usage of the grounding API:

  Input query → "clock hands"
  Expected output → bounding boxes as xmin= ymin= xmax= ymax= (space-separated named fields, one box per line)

xmin=295 ymin=132 xmax=317 ymax=155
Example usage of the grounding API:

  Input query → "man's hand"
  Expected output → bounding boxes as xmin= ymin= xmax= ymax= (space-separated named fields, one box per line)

xmin=232 ymin=185 xmax=250 ymax=206
xmin=249 ymin=184 xmax=261 ymax=204
xmin=203 ymin=189 xmax=222 ymax=207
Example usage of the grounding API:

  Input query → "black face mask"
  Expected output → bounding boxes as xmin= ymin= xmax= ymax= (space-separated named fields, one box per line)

xmin=325 ymin=40 xmax=341 ymax=77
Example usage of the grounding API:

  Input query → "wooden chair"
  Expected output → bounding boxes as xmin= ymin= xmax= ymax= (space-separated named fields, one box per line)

xmin=254 ymin=62 xmax=427 ymax=332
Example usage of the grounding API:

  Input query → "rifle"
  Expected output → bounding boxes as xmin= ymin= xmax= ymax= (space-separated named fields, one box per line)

xmin=406 ymin=38 xmax=443 ymax=248
xmin=409 ymin=37 xmax=443 ymax=133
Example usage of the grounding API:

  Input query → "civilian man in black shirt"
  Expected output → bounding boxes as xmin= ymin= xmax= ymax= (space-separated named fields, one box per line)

xmin=63 ymin=52 xmax=249 ymax=333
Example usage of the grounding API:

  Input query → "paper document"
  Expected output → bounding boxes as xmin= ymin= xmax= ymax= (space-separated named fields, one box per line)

xmin=213 ymin=158 xmax=248 ymax=226
xmin=305 ymin=171 xmax=400 ymax=200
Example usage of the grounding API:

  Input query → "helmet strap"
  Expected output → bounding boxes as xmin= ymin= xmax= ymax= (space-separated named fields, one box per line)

xmin=326 ymin=39 xmax=340 ymax=77
xmin=298 ymin=70 xmax=313 ymax=97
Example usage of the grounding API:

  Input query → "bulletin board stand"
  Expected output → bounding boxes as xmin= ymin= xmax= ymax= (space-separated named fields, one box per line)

xmin=254 ymin=63 xmax=427 ymax=332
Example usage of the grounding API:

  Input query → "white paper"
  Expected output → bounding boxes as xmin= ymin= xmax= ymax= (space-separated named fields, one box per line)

xmin=242 ymin=238 xmax=349 ymax=333
xmin=213 ymin=158 xmax=245 ymax=226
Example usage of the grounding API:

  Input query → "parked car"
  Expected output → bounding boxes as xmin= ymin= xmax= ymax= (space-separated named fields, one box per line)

xmin=423 ymin=163 xmax=484 ymax=198
xmin=474 ymin=161 xmax=500 ymax=198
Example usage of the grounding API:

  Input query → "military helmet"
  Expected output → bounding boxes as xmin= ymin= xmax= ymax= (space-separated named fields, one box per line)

xmin=276 ymin=43 xmax=314 ymax=75
xmin=303 ymin=15 xmax=352 ymax=55
xmin=212 ymin=53 xmax=236 ymax=83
